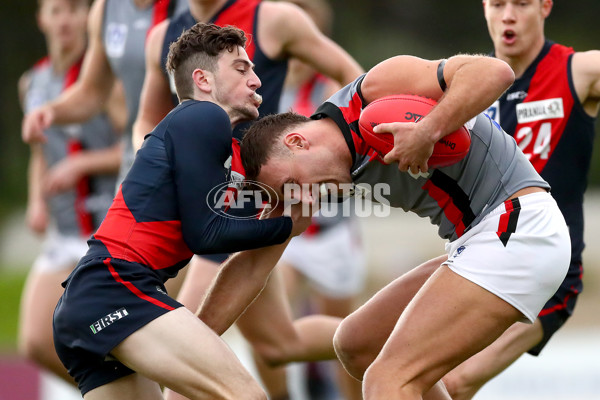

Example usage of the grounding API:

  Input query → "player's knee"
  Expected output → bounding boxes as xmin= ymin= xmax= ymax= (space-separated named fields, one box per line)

xmin=333 ymin=320 xmax=371 ymax=380
xmin=18 ymin=330 xmax=53 ymax=365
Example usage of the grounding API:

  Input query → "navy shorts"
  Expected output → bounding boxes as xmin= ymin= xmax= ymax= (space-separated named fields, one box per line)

xmin=528 ymin=261 xmax=582 ymax=356
xmin=53 ymin=257 xmax=184 ymax=395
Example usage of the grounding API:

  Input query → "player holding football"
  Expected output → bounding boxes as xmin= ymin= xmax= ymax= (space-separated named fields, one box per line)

xmin=440 ymin=1 xmax=600 ymax=398
xmin=196 ymin=52 xmax=572 ymax=399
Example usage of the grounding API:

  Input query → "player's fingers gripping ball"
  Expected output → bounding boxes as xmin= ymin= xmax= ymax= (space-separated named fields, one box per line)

xmin=358 ymin=95 xmax=471 ymax=168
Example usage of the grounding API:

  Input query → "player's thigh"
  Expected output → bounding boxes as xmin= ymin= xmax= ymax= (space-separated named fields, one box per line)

xmin=112 ymin=307 xmax=261 ymax=398
xmin=367 ymin=265 xmax=522 ymax=390
xmin=19 ymin=266 xmax=73 ymax=339
xmin=176 ymin=256 xmax=220 ymax=310
xmin=84 ymin=373 xmax=163 ymax=400
xmin=337 ymin=255 xmax=444 ymax=353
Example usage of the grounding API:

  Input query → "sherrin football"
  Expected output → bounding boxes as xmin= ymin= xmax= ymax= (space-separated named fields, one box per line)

xmin=358 ymin=94 xmax=471 ymax=168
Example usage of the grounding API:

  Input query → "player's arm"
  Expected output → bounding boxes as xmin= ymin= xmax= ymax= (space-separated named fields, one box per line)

xmin=261 ymin=1 xmax=363 ymax=86
xmin=44 ymin=143 xmax=122 ymax=196
xmin=26 ymin=143 xmax=49 ymax=235
xmin=571 ymin=50 xmax=600 ymax=117
xmin=22 ymin=0 xmax=116 ymax=143
xmin=197 ymin=238 xmax=291 ymax=335
xmin=361 ymin=54 xmax=514 ymax=172
xmin=166 ymin=104 xmax=297 ymax=254
xmin=133 ymin=21 xmax=174 ymax=151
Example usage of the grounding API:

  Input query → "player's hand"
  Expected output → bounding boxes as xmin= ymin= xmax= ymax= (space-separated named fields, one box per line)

xmin=22 ymin=106 xmax=55 ymax=144
xmin=286 ymin=202 xmax=313 ymax=237
xmin=44 ymin=156 xmax=84 ymax=195
xmin=25 ymin=199 xmax=48 ymax=235
xmin=377 ymin=121 xmax=435 ymax=175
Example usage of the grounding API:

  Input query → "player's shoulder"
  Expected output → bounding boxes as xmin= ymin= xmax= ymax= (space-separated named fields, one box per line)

xmin=147 ymin=18 xmax=170 ymax=44
xmin=165 ymin=101 xmax=230 ymax=136
xmin=259 ymin=0 xmax=308 ymax=28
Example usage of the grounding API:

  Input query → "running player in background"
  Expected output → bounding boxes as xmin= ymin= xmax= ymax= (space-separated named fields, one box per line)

xmin=18 ymin=0 xmax=123 ymax=386
xmin=441 ymin=1 xmax=600 ymax=398
xmin=199 ymin=53 xmax=572 ymax=399
xmin=276 ymin=0 xmax=365 ymax=398
xmin=21 ymin=0 xmax=188 ymax=185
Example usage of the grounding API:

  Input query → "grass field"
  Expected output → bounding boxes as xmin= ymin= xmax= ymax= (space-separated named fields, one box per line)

xmin=0 ymin=270 xmax=26 ymax=352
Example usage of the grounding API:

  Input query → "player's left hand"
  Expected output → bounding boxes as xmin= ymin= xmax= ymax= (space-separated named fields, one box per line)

xmin=378 ymin=122 xmax=435 ymax=174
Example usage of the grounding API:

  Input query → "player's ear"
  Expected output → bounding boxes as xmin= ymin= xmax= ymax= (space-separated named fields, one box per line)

xmin=192 ymin=68 xmax=212 ymax=94
xmin=283 ymin=132 xmax=309 ymax=151
xmin=541 ymin=0 xmax=553 ymax=18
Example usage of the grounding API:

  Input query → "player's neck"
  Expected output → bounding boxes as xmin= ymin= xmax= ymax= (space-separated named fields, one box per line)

xmin=190 ymin=0 xmax=229 ymax=22
xmin=497 ymin=36 xmax=546 ymax=79
xmin=47 ymin=40 xmax=86 ymax=75
xmin=320 ymin=118 xmax=353 ymax=170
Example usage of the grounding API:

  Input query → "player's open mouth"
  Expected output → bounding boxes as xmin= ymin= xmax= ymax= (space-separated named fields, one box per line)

xmin=502 ymin=29 xmax=516 ymax=43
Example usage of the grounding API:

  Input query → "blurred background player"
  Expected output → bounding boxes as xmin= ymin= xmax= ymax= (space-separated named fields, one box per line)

xmin=21 ymin=0 xmax=189 ymax=185
xmin=442 ymin=0 xmax=600 ymax=398
xmin=17 ymin=0 xmax=124 ymax=386
xmin=131 ymin=1 xmax=363 ymax=399
xmin=276 ymin=0 xmax=365 ymax=399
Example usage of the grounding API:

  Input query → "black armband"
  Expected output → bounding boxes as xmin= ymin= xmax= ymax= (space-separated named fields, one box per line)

xmin=437 ymin=59 xmax=447 ymax=92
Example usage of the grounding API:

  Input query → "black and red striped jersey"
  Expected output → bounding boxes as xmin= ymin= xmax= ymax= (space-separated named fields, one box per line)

xmin=487 ymin=40 xmax=597 ymax=263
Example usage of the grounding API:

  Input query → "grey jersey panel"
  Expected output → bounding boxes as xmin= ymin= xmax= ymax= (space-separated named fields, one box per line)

xmin=317 ymin=76 xmax=549 ymax=241
xmin=102 ymin=0 xmax=188 ymax=180
xmin=25 ymin=62 xmax=119 ymax=236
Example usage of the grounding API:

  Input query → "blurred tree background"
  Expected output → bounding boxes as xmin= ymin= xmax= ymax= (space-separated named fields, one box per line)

xmin=0 ymin=0 xmax=599 ymax=220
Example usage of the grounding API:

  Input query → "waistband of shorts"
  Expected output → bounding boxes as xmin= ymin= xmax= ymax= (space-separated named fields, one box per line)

xmin=484 ymin=191 xmax=553 ymax=218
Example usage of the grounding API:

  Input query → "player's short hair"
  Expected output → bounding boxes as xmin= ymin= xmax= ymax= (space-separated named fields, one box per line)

xmin=167 ymin=22 xmax=247 ymax=101
xmin=241 ymin=112 xmax=311 ymax=181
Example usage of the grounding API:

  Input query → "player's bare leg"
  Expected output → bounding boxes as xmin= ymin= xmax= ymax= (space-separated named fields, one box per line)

xmin=18 ymin=267 xmax=76 ymax=385
xmin=334 ymin=256 xmax=444 ymax=380
xmin=107 ymin=307 xmax=266 ymax=400
xmin=442 ymin=319 xmax=544 ymax=400
xmin=360 ymin=265 xmax=522 ymax=399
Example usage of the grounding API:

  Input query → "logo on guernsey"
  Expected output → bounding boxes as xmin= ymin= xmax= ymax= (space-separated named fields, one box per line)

xmin=453 ymin=245 xmax=466 ymax=258
xmin=90 ymin=308 xmax=129 ymax=334
xmin=516 ymin=98 xmax=564 ymax=123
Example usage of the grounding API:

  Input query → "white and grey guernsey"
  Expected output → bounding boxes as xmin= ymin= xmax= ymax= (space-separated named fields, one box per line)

xmin=25 ymin=57 xmax=119 ymax=237
xmin=102 ymin=0 xmax=188 ymax=180
xmin=313 ymin=74 xmax=550 ymax=241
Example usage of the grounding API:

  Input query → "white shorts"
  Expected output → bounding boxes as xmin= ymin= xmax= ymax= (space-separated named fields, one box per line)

xmin=280 ymin=219 xmax=366 ymax=298
xmin=443 ymin=191 xmax=570 ymax=323
xmin=32 ymin=230 xmax=89 ymax=273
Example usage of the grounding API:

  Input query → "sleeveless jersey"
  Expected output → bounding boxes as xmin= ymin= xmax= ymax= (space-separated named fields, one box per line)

xmin=314 ymin=75 xmax=549 ymax=241
xmin=103 ymin=0 xmax=188 ymax=175
xmin=24 ymin=57 xmax=119 ymax=237
xmin=486 ymin=40 xmax=596 ymax=264
xmin=160 ymin=0 xmax=288 ymax=139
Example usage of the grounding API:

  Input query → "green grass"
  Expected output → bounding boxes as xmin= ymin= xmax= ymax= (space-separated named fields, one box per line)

xmin=0 ymin=270 xmax=27 ymax=352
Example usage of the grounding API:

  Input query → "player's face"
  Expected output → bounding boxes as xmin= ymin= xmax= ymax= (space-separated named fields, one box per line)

xmin=256 ymin=123 xmax=352 ymax=203
xmin=213 ymin=47 xmax=262 ymax=126
xmin=483 ymin=0 xmax=550 ymax=59
xmin=38 ymin=0 xmax=88 ymax=51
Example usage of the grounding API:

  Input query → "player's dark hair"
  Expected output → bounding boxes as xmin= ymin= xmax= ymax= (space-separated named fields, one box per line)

xmin=241 ymin=112 xmax=311 ymax=181
xmin=167 ymin=23 xmax=247 ymax=101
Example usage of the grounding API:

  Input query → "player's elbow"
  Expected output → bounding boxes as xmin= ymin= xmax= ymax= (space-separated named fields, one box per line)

xmin=490 ymin=58 xmax=515 ymax=89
